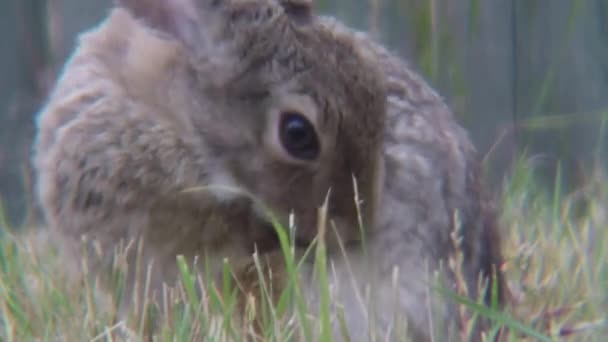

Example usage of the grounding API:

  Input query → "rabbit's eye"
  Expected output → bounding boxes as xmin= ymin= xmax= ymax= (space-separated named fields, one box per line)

xmin=279 ymin=112 xmax=319 ymax=160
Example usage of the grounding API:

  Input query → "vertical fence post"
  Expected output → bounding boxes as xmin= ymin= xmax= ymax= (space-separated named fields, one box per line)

xmin=0 ymin=0 xmax=52 ymax=227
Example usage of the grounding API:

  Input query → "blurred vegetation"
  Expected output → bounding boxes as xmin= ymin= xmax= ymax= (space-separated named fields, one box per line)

xmin=0 ymin=0 xmax=607 ymax=226
xmin=1 ymin=158 xmax=606 ymax=341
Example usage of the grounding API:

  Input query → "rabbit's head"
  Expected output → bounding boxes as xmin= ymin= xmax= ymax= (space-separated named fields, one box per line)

xmin=117 ymin=0 xmax=387 ymax=247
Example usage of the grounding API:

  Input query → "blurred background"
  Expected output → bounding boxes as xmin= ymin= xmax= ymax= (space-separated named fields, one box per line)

xmin=0 ymin=0 xmax=606 ymax=227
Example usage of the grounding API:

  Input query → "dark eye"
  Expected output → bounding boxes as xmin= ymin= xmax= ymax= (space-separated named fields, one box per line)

xmin=279 ymin=112 xmax=320 ymax=160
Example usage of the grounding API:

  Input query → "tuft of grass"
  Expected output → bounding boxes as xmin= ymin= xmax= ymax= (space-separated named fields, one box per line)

xmin=0 ymin=159 xmax=606 ymax=341
xmin=499 ymin=156 xmax=608 ymax=341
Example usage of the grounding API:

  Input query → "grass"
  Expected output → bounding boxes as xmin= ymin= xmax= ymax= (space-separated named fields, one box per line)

xmin=0 ymin=158 xmax=606 ymax=341
xmin=498 ymin=158 xmax=608 ymax=341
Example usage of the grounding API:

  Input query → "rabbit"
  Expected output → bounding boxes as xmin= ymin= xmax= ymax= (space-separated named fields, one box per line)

xmin=32 ymin=0 xmax=387 ymax=327
xmin=32 ymin=0 xmax=506 ymax=340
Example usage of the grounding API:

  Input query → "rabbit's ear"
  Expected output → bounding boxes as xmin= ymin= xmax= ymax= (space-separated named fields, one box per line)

xmin=115 ymin=0 xmax=203 ymax=48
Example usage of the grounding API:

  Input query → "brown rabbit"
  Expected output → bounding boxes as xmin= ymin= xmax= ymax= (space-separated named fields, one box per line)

xmin=32 ymin=0 xmax=505 ymax=340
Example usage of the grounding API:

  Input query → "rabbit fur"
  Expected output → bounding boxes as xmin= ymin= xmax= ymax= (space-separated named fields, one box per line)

xmin=296 ymin=17 xmax=506 ymax=341
xmin=33 ymin=0 xmax=505 ymax=340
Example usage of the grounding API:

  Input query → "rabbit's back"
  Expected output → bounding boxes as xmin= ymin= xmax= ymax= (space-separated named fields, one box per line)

xmin=302 ymin=18 xmax=506 ymax=341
